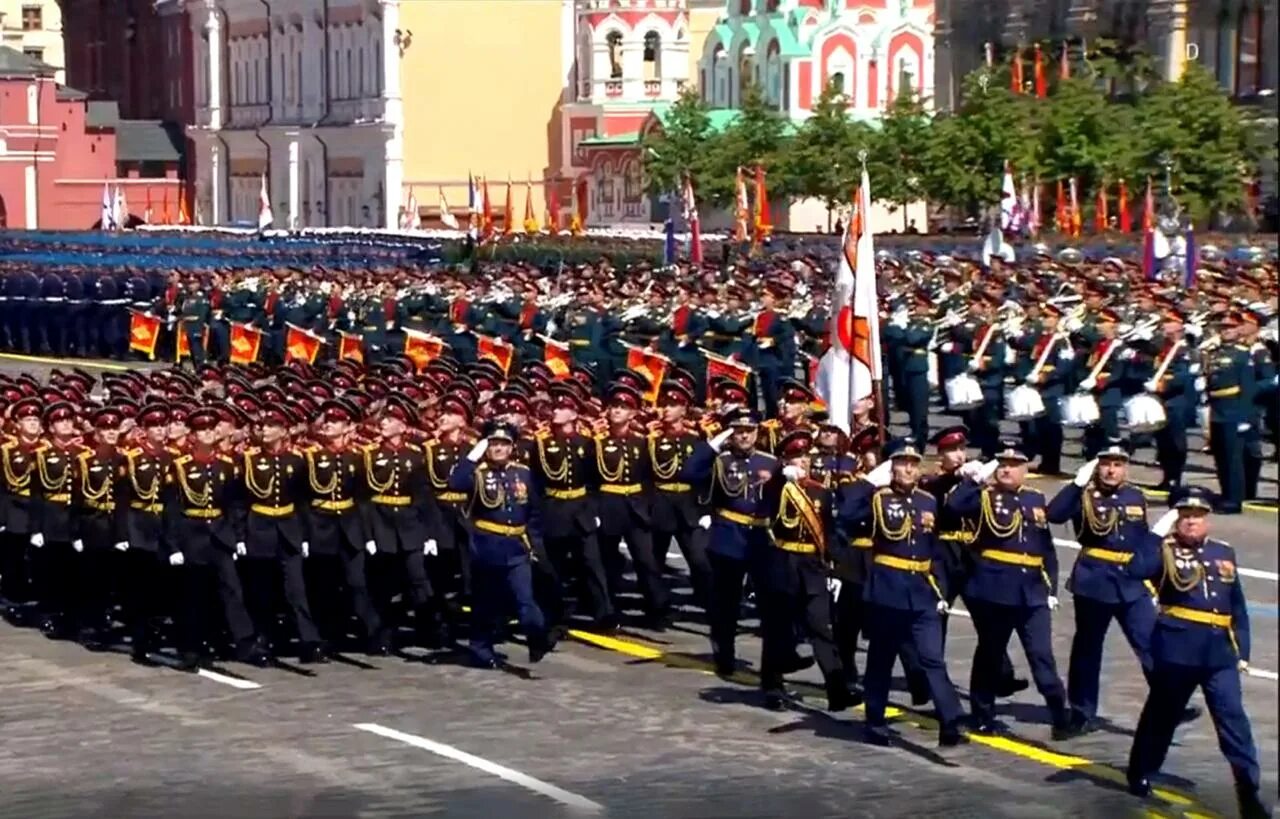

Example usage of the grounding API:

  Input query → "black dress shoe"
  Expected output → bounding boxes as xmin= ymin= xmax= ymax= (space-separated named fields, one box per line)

xmin=178 ymin=651 xmax=203 ymax=672
xmin=1051 ymin=710 xmax=1091 ymax=741
xmin=939 ymin=723 xmax=969 ymax=747
xmin=995 ymin=677 xmax=1030 ymax=697
xmin=972 ymin=718 xmax=1010 ymax=735
xmin=714 ymin=659 xmax=736 ymax=679
xmin=780 ymin=653 xmax=816 ymax=674
xmin=1179 ymin=705 xmax=1202 ymax=724
xmin=366 ymin=631 xmax=392 ymax=656
xmin=299 ymin=643 xmax=329 ymax=664
xmin=1237 ymin=785 xmax=1268 ymax=819
xmin=471 ymin=652 xmax=500 ymax=669
xmin=864 ymin=726 xmax=893 ymax=747
xmin=592 ymin=614 xmax=620 ymax=634
xmin=763 ymin=689 xmax=787 ymax=711
xmin=910 ymin=688 xmax=931 ymax=707
xmin=826 ymin=684 xmax=854 ymax=713
xmin=528 ymin=629 xmax=558 ymax=664
xmin=1127 ymin=776 xmax=1152 ymax=797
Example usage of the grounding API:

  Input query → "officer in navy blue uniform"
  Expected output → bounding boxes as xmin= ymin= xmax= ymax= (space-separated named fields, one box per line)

xmin=62 ymin=271 xmax=88 ymax=357
xmin=1205 ymin=312 xmax=1258 ymax=513
xmin=448 ymin=420 xmax=554 ymax=667
xmin=1126 ymin=488 xmax=1268 ymax=819
xmin=1139 ymin=307 xmax=1193 ymax=492
xmin=37 ymin=269 xmax=66 ymax=355
xmin=883 ymin=291 xmax=934 ymax=445
xmin=837 ymin=437 xmax=968 ymax=747
xmin=1237 ymin=308 xmax=1275 ymax=502
xmin=946 ymin=441 xmax=1072 ymax=736
xmin=11 ymin=266 xmax=40 ymax=354
xmin=1046 ymin=444 xmax=1193 ymax=735
xmin=679 ymin=406 xmax=780 ymax=677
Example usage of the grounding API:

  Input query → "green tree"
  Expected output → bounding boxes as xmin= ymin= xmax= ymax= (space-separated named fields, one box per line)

xmin=1039 ymin=76 xmax=1126 ymax=199
xmin=867 ymin=86 xmax=932 ymax=229
xmin=1134 ymin=62 xmax=1255 ymax=223
xmin=701 ymin=80 xmax=792 ymax=207
xmin=782 ymin=80 xmax=866 ymax=220
xmin=639 ymin=87 xmax=712 ymax=198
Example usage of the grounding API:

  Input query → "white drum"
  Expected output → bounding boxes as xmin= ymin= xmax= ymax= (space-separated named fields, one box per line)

xmin=1006 ymin=384 xmax=1046 ymax=422
xmin=1122 ymin=393 xmax=1167 ymax=434
xmin=1060 ymin=393 xmax=1100 ymax=428
xmin=945 ymin=373 xmax=984 ymax=411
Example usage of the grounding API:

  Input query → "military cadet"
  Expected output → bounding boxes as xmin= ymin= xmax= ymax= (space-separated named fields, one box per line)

xmin=531 ymin=384 xmax=614 ymax=630
xmin=361 ymin=394 xmax=447 ymax=648
xmin=661 ymin=285 xmax=709 ymax=401
xmin=758 ymin=379 xmax=816 ymax=455
xmin=29 ymin=401 xmax=85 ymax=638
xmin=756 ymin=429 xmax=852 ymax=712
xmin=887 ymin=291 xmax=934 ymax=445
xmin=744 ymin=283 xmax=796 ymax=417
xmin=564 ymin=284 xmax=609 ymax=381
xmin=680 ymin=406 xmax=779 ymax=677
xmin=952 ymin=292 xmax=1006 ymax=458
xmin=1237 ymin=308 xmax=1275 ymax=501
xmin=1017 ymin=303 xmax=1075 ymax=476
xmin=922 ymin=425 xmax=1025 ymax=697
xmin=63 ymin=270 xmax=89 ymax=357
xmin=0 ymin=397 xmax=43 ymax=621
xmin=946 ymin=441 xmax=1072 ymax=736
xmin=1140 ymin=306 xmax=1193 ymax=492
xmin=179 ymin=279 xmax=211 ymax=365
xmin=822 ymin=423 xmax=870 ymax=700
xmin=837 ymin=438 xmax=967 ymax=747
xmin=647 ymin=380 xmax=713 ymax=615
xmin=114 ymin=403 xmax=173 ymax=662
xmin=163 ymin=407 xmax=267 ymax=670
xmin=1076 ymin=309 xmax=1134 ymax=458
xmin=1126 ymin=488 xmax=1268 ymax=819
xmin=301 ymin=398 xmax=384 ymax=654
xmin=70 ymin=406 xmax=126 ymax=648
xmin=36 ymin=267 xmax=65 ymax=356
xmin=423 ymin=392 xmax=478 ymax=613
xmin=1204 ymin=312 xmax=1257 ymax=514
xmin=593 ymin=382 xmax=669 ymax=627
xmin=449 ymin=420 xmax=555 ymax=667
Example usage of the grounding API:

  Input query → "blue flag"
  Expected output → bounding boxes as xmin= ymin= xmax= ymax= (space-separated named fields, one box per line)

xmin=663 ymin=216 xmax=676 ymax=266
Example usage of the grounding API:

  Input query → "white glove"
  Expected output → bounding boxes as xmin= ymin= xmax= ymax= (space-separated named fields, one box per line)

xmin=424 ymin=539 xmax=438 ymax=556
xmin=697 ymin=515 xmax=712 ymax=530
xmin=827 ymin=577 xmax=843 ymax=601
xmin=1073 ymin=458 xmax=1098 ymax=488
xmin=974 ymin=459 xmax=999 ymax=483
xmin=936 ymin=600 xmax=950 ymax=614
xmin=29 ymin=532 xmax=44 ymax=548
xmin=782 ymin=465 xmax=803 ymax=482
xmin=1143 ymin=379 xmax=1159 ymax=394
xmin=235 ymin=542 xmax=247 ymax=557
xmin=890 ymin=310 xmax=909 ymax=329
xmin=864 ymin=460 xmax=893 ymax=488
xmin=1193 ymin=376 xmax=1206 ymax=391
xmin=1078 ymin=376 xmax=1097 ymax=392
xmin=966 ymin=359 xmax=980 ymax=373
xmin=114 ymin=541 xmax=129 ymax=552
xmin=365 ymin=540 xmax=377 ymax=556
xmin=709 ymin=428 xmax=734 ymax=452
xmin=1186 ymin=322 xmax=1204 ymax=339
xmin=467 ymin=439 xmax=489 ymax=462
xmin=1237 ymin=422 xmax=1251 ymax=432
xmin=168 ymin=552 xmax=185 ymax=567
xmin=1057 ymin=347 xmax=1073 ymax=361
xmin=1239 ymin=660 xmax=1249 ymax=673
xmin=957 ymin=460 xmax=983 ymax=480
xmin=1151 ymin=509 xmax=1179 ymax=537
xmin=1132 ymin=325 xmax=1154 ymax=342
xmin=1063 ymin=315 xmax=1083 ymax=333
xmin=72 ymin=539 xmax=84 ymax=553
xmin=1188 ymin=363 xmax=1202 ymax=375
xmin=301 ymin=541 xmax=310 ymax=558
xmin=940 ymin=341 xmax=956 ymax=354
xmin=593 ymin=517 xmax=601 ymax=528
xmin=1048 ymin=595 xmax=1060 ymax=611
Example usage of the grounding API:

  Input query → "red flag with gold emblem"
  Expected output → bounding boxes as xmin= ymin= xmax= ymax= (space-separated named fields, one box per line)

xmin=704 ymin=354 xmax=752 ymax=391
xmin=625 ymin=343 xmax=671 ymax=403
xmin=338 ymin=331 xmax=364 ymax=364
xmin=403 ymin=327 xmax=446 ymax=372
xmin=285 ymin=323 xmax=324 ymax=365
xmin=128 ymin=310 xmax=161 ymax=360
xmin=475 ymin=333 xmax=514 ymax=375
xmin=175 ymin=324 xmax=207 ymax=362
xmin=228 ymin=322 xmax=262 ymax=365
xmin=541 ymin=336 xmax=572 ymax=379
xmin=752 ymin=165 xmax=771 ymax=248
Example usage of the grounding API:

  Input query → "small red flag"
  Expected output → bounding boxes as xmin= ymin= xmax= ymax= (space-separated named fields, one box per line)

xmin=285 ymin=323 xmax=323 ymax=365
xmin=1094 ymin=183 xmax=1108 ymax=233
xmin=1117 ymin=179 xmax=1132 ymax=233
xmin=229 ymin=322 xmax=263 ymax=365
xmin=403 ymin=328 xmax=446 ymax=372
xmin=1034 ymin=44 xmax=1047 ymax=98
xmin=1011 ymin=49 xmax=1024 ymax=94
xmin=626 ymin=345 xmax=671 ymax=404
xmin=128 ymin=311 xmax=161 ymax=360
xmin=705 ymin=355 xmax=752 ymax=392
xmin=338 ymin=331 xmax=364 ymax=364
xmin=476 ymin=333 xmax=514 ymax=375
xmin=543 ymin=337 xmax=572 ymax=379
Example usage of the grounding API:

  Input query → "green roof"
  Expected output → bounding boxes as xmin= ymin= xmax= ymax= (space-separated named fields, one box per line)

xmin=0 ymin=45 xmax=55 ymax=77
xmin=767 ymin=16 xmax=808 ymax=57
xmin=116 ymin=120 xmax=184 ymax=162
xmin=578 ymin=131 xmax=641 ymax=147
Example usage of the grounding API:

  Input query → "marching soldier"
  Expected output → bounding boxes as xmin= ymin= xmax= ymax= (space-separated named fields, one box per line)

xmin=423 ymin=393 xmax=478 ymax=614
xmin=1238 ymin=308 xmax=1275 ymax=501
xmin=1204 ymin=312 xmax=1257 ymax=514
xmin=1141 ymin=306 xmax=1193 ymax=492
xmin=886 ymin=291 xmax=934 ymax=445
xmin=448 ymin=420 xmax=555 ymax=667
xmin=837 ymin=438 xmax=967 ymax=747
xmin=163 ymin=407 xmax=267 ymax=670
xmin=952 ymin=292 xmax=1006 ymax=458
xmin=757 ymin=429 xmax=852 ymax=712
xmin=1016 ymin=303 xmax=1074 ymax=476
xmin=743 ymin=283 xmax=795 ymax=417
xmin=1126 ymin=488 xmax=1268 ymax=819
xmin=1076 ymin=309 xmax=1134 ymax=458
xmin=758 ymin=379 xmax=816 ymax=455
xmin=29 ymin=401 xmax=86 ymax=638
xmin=945 ymin=441 xmax=1071 ymax=737
xmin=70 ymin=406 xmax=126 ymax=649
xmin=828 ymin=424 xmax=877 ymax=700
xmin=0 ymin=397 xmax=43 ymax=621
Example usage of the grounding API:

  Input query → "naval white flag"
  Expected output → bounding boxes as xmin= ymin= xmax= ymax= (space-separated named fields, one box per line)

xmin=257 ymin=173 xmax=274 ymax=231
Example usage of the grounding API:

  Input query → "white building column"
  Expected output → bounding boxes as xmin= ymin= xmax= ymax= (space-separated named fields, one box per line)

xmin=381 ymin=1 xmax=404 ymax=230
xmin=383 ymin=129 xmax=404 ymax=230
xmin=287 ymin=133 xmax=300 ymax=229
xmin=209 ymin=139 xmax=227 ymax=225
xmin=206 ymin=4 xmax=223 ymax=130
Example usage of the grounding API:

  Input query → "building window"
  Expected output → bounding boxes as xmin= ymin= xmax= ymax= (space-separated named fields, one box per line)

xmin=373 ymin=39 xmax=382 ymax=94
xmin=643 ymin=32 xmax=661 ymax=81
xmin=23 ymin=47 xmax=43 ymax=63
xmin=21 ymin=5 xmax=42 ymax=31
xmin=358 ymin=47 xmax=365 ymax=95
xmin=606 ymin=31 xmax=623 ymax=79
xmin=346 ymin=48 xmax=354 ymax=97
xmin=1236 ymin=5 xmax=1262 ymax=95
xmin=296 ymin=50 xmax=303 ymax=105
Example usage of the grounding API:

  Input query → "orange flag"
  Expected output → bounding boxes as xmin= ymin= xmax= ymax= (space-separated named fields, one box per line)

xmin=285 ymin=323 xmax=324 ymax=365
xmin=127 ymin=311 xmax=161 ymax=359
xmin=542 ymin=336 xmax=572 ymax=379
xmin=625 ymin=344 xmax=671 ymax=404
xmin=1055 ymin=180 xmax=1068 ymax=232
xmin=1033 ymin=44 xmax=1047 ymax=98
xmin=502 ymin=178 xmax=515 ymax=235
xmin=159 ymin=186 xmax=170 ymax=225
xmin=175 ymin=325 xmax=207 ymax=363
xmin=523 ymin=177 xmax=540 ymax=234
xmin=752 ymin=165 xmax=771 ymax=248
xmin=481 ymin=177 xmax=494 ymax=239
xmin=1117 ymin=179 xmax=1132 ymax=233
xmin=476 ymin=333 xmax=514 ymax=375
xmin=547 ymin=183 xmax=561 ymax=234
xmin=704 ymin=353 xmax=752 ymax=391
xmin=1011 ymin=48 xmax=1024 ymax=94
xmin=1094 ymin=183 xmax=1108 ymax=233
xmin=338 ymin=331 xmax=364 ymax=364
xmin=403 ymin=328 xmax=446 ymax=372
xmin=229 ymin=322 xmax=263 ymax=365
xmin=177 ymin=182 xmax=191 ymax=225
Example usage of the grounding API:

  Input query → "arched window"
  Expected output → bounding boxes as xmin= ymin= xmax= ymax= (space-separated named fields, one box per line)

xmin=358 ymin=46 xmax=365 ymax=95
xmin=346 ymin=47 xmax=354 ymax=97
xmin=766 ymin=0 xmax=780 ymax=10
xmin=831 ymin=70 xmax=845 ymax=94
xmin=643 ymin=32 xmax=661 ymax=80
xmin=606 ymin=31 xmax=623 ymax=79
xmin=373 ymin=38 xmax=382 ymax=94
xmin=738 ymin=47 xmax=752 ymax=102
xmin=739 ymin=0 xmax=752 ymax=15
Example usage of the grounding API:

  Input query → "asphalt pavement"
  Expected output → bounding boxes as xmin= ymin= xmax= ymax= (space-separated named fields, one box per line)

xmin=0 ymin=354 xmax=1275 ymax=819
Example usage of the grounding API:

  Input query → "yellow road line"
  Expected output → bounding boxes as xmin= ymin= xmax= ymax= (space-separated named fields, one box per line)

xmin=0 ymin=353 xmax=133 ymax=372
xmin=565 ymin=626 xmax=1218 ymax=818
xmin=1243 ymin=501 xmax=1278 ymax=514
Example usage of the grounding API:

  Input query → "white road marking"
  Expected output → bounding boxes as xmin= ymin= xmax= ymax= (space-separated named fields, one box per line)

xmin=196 ymin=668 xmax=262 ymax=690
xmin=1245 ymin=667 xmax=1279 ymax=682
xmin=354 ymin=722 xmax=605 ymax=814
xmin=1053 ymin=538 xmax=1279 ymax=583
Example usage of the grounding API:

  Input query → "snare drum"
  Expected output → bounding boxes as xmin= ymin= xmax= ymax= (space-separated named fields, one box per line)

xmin=1122 ymin=393 xmax=1167 ymax=433
xmin=945 ymin=374 xmax=984 ymax=411
xmin=1060 ymin=393 xmax=1100 ymax=428
xmin=1006 ymin=384 xmax=1046 ymax=422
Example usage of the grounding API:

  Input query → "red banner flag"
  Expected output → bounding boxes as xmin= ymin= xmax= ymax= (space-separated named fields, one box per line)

xmin=476 ymin=333 xmax=514 ymax=375
xmin=503 ymin=179 xmax=515 ymax=235
xmin=1094 ymin=183 xmax=1108 ymax=233
xmin=175 ymin=324 xmax=208 ymax=363
xmin=1011 ymin=48 xmax=1024 ymax=94
xmin=177 ymin=181 xmax=191 ymax=225
xmin=542 ymin=336 xmax=572 ymax=379
xmin=229 ymin=322 xmax=263 ymax=365
xmin=285 ymin=323 xmax=324 ymax=365
xmin=1055 ymin=180 xmax=1068 ymax=232
xmin=403 ymin=328 xmax=446 ymax=372
xmin=338 ymin=331 xmax=364 ymax=364
xmin=481 ymin=177 xmax=494 ymax=239
xmin=547 ymin=182 xmax=561 ymax=234
xmin=1117 ymin=179 xmax=1132 ymax=233
xmin=1033 ymin=43 xmax=1047 ymax=98
xmin=625 ymin=344 xmax=671 ymax=404
xmin=752 ymin=165 xmax=771 ymax=248
xmin=705 ymin=354 xmax=752 ymax=392
xmin=127 ymin=310 xmax=161 ymax=360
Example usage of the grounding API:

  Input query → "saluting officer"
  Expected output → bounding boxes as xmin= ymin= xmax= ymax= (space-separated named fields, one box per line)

xmin=758 ymin=429 xmax=852 ymax=713
xmin=837 ymin=438 xmax=967 ymax=747
xmin=1126 ymin=488 xmax=1268 ymax=819
xmin=163 ymin=407 xmax=266 ymax=670
xmin=946 ymin=441 xmax=1071 ymax=737
xmin=449 ymin=420 xmax=555 ymax=668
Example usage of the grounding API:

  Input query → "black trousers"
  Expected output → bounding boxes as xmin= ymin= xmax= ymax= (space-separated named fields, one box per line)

xmin=0 ymin=531 xmax=34 ymax=604
xmin=119 ymin=549 xmax=165 ymax=651
xmin=708 ymin=550 xmax=766 ymax=668
xmin=304 ymin=551 xmax=381 ymax=645
xmin=240 ymin=554 xmax=321 ymax=650
xmin=545 ymin=530 xmax=612 ymax=623
xmin=178 ymin=553 xmax=256 ymax=655
xmin=758 ymin=553 xmax=843 ymax=692
xmin=833 ymin=580 xmax=865 ymax=685
xmin=369 ymin=548 xmax=437 ymax=637
xmin=652 ymin=523 xmax=713 ymax=614
xmin=600 ymin=526 xmax=669 ymax=618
